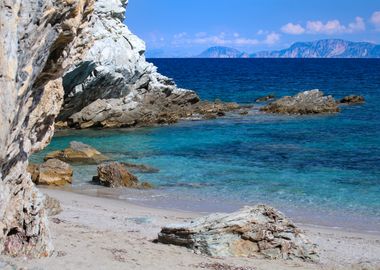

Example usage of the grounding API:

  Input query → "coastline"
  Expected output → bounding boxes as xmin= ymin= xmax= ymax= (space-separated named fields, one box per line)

xmin=2 ymin=188 xmax=378 ymax=270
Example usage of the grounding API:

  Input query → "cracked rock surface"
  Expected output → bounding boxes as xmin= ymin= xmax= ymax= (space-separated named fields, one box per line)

xmin=0 ymin=0 xmax=94 ymax=257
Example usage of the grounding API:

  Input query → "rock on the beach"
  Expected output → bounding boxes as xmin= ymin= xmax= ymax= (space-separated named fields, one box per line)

xmin=340 ymin=95 xmax=365 ymax=105
xmin=44 ymin=141 xmax=108 ymax=164
xmin=93 ymin=162 xmax=152 ymax=188
xmin=0 ymin=0 xmax=94 ymax=257
xmin=29 ymin=159 xmax=73 ymax=186
xmin=158 ymin=205 xmax=318 ymax=261
xmin=260 ymin=90 xmax=339 ymax=115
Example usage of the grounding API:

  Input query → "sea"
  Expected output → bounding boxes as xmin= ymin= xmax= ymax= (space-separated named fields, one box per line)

xmin=32 ymin=59 xmax=380 ymax=232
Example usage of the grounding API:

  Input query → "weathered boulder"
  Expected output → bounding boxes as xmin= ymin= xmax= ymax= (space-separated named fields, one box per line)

xmin=0 ymin=0 xmax=94 ymax=257
xmin=29 ymin=159 xmax=73 ymax=186
xmin=260 ymin=90 xmax=339 ymax=115
xmin=255 ymin=94 xmax=276 ymax=103
xmin=340 ymin=95 xmax=365 ymax=105
xmin=158 ymin=205 xmax=318 ymax=261
xmin=93 ymin=162 xmax=153 ymax=188
xmin=44 ymin=141 xmax=108 ymax=164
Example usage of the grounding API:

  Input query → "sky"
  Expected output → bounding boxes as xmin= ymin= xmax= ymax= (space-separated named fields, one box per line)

xmin=125 ymin=0 xmax=380 ymax=57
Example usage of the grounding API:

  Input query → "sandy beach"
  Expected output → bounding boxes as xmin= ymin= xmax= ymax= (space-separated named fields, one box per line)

xmin=1 ymin=189 xmax=379 ymax=270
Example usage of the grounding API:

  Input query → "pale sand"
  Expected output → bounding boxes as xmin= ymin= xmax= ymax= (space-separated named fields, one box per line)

xmin=1 ymin=189 xmax=379 ymax=270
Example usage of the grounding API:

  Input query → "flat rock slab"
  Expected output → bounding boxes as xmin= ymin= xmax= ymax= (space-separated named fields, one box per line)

xmin=158 ymin=205 xmax=318 ymax=262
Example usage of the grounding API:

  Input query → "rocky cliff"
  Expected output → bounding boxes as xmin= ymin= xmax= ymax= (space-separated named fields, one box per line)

xmin=0 ymin=0 xmax=94 ymax=257
xmin=58 ymin=0 xmax=208 ymax=129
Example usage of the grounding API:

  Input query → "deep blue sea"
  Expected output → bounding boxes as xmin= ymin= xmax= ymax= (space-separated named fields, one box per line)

xmin=33 ymin=59 xmax=380 ymax=231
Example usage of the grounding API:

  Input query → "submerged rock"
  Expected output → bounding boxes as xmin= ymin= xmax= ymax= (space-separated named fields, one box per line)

xmin=0 ymin=0 xmax=94 ymax=258
xmin=93 ymin=162 xmax=153 ymax=188
xmin=29 ymin=159 xmax=73 ymax=186
xmin=340 ymin=95 xmax=365 ymax=105
xmin=121 ymin=162 xmax=160 ymax=173
xmin=158 ymin=205 xmax=318 ymax=261
xmin=44 ymin=141 xmax=108 ymax=164
xmin=260 ymin=90 xmax=339 ymax=115
xmin=255 ymin=94 xmax=276 ymax=103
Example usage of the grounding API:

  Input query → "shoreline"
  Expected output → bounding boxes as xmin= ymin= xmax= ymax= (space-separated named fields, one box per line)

xmin=2 ymin=188 xmax=379 ymax=270
xmin=46 ymin=184 xmax=380 ymax=235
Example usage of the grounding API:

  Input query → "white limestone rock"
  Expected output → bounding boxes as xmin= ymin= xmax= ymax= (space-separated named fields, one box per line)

xmin=158 ymin=205 xmax=319 ymax=262
xmin=59 ymin=0 xmax=201 ymax=128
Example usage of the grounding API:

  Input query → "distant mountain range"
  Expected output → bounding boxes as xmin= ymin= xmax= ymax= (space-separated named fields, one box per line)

xmin=197 ymin=47 xmax=249 ymax=58
xmin=197 ymin=39 xmax=380 ymax=58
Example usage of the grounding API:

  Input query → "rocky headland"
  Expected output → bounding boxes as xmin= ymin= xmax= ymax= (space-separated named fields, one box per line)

xmin=54 ymin=0 xmax=242 ymax=129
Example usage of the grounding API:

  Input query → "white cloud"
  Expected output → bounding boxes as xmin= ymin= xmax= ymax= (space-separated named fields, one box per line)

xmin=371 ymin=11 xmax=380 ymax=29
xmin=281 ymin=23 xmax=305 ymax=35
xmin=306 ymin=19 xmax=346 ymax=34
xmin=256 ymin=29 xmax=268 ymax=35
xmin=280 ymin=17 xmax=366 ymax=36
xmin=195 ymin=32 xmax=207 ymax=38
xmin=234 ymin=38 xmax=259 ymax=45
xmin=347 ymin=17 xmax=365 ymax=32
xmin=171 ymin=32 xmax=277 ymax=47
xmin=173 ymin=32 xmax=188 ymax=39
xmin=264 ymin=32 xmax=280 ymax=45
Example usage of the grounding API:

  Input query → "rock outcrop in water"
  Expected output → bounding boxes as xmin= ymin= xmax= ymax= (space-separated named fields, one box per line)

xmin=0 ymin=0 xmax=94 ymax=257
xmin=158 ymin=205 xmax=318 ymax=261
xmin=44 ymin=141 xmax=108 ymax=164
xmin=93 ymin=162 xmax=153 ymax=188
xmin=340 ymin=95 xmax=365 ymax=105
xmin=56 ymin=0 xmax=241 ymax=129
xmin=260 ymin=90 xmax=339 ymax=115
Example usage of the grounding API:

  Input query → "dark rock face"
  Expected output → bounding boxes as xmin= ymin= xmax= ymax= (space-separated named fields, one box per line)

xmin=340 ymin=95 xmax=365 ymax=105
xmin=0 ymin=0 xmax=94 ymax=257
xmin=260 ymin=90 xmax=339 ymax=115
xmin=93 ymin=162 xmax=153 ymax=188
xmin=44 ymin=141 xmax=108 ymax=164
xmin=158 ymin=205 xmax=318 ymax=261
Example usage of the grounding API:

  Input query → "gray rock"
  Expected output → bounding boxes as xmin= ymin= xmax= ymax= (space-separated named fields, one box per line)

xmin=260 ymin=90 xmax=339 ymax=115
xmin=158 ymin=205 xmax=318 ymax=261
xmin=0 ymin=0 xmax=94 ymax=258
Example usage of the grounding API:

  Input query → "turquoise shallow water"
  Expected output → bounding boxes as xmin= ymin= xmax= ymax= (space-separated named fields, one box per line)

xmin=33 ymin=59 xmax=380 ymax=231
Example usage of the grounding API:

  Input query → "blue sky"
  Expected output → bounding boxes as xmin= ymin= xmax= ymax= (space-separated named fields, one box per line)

xmin=126 ymin=0 xmax=380 ymax=57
